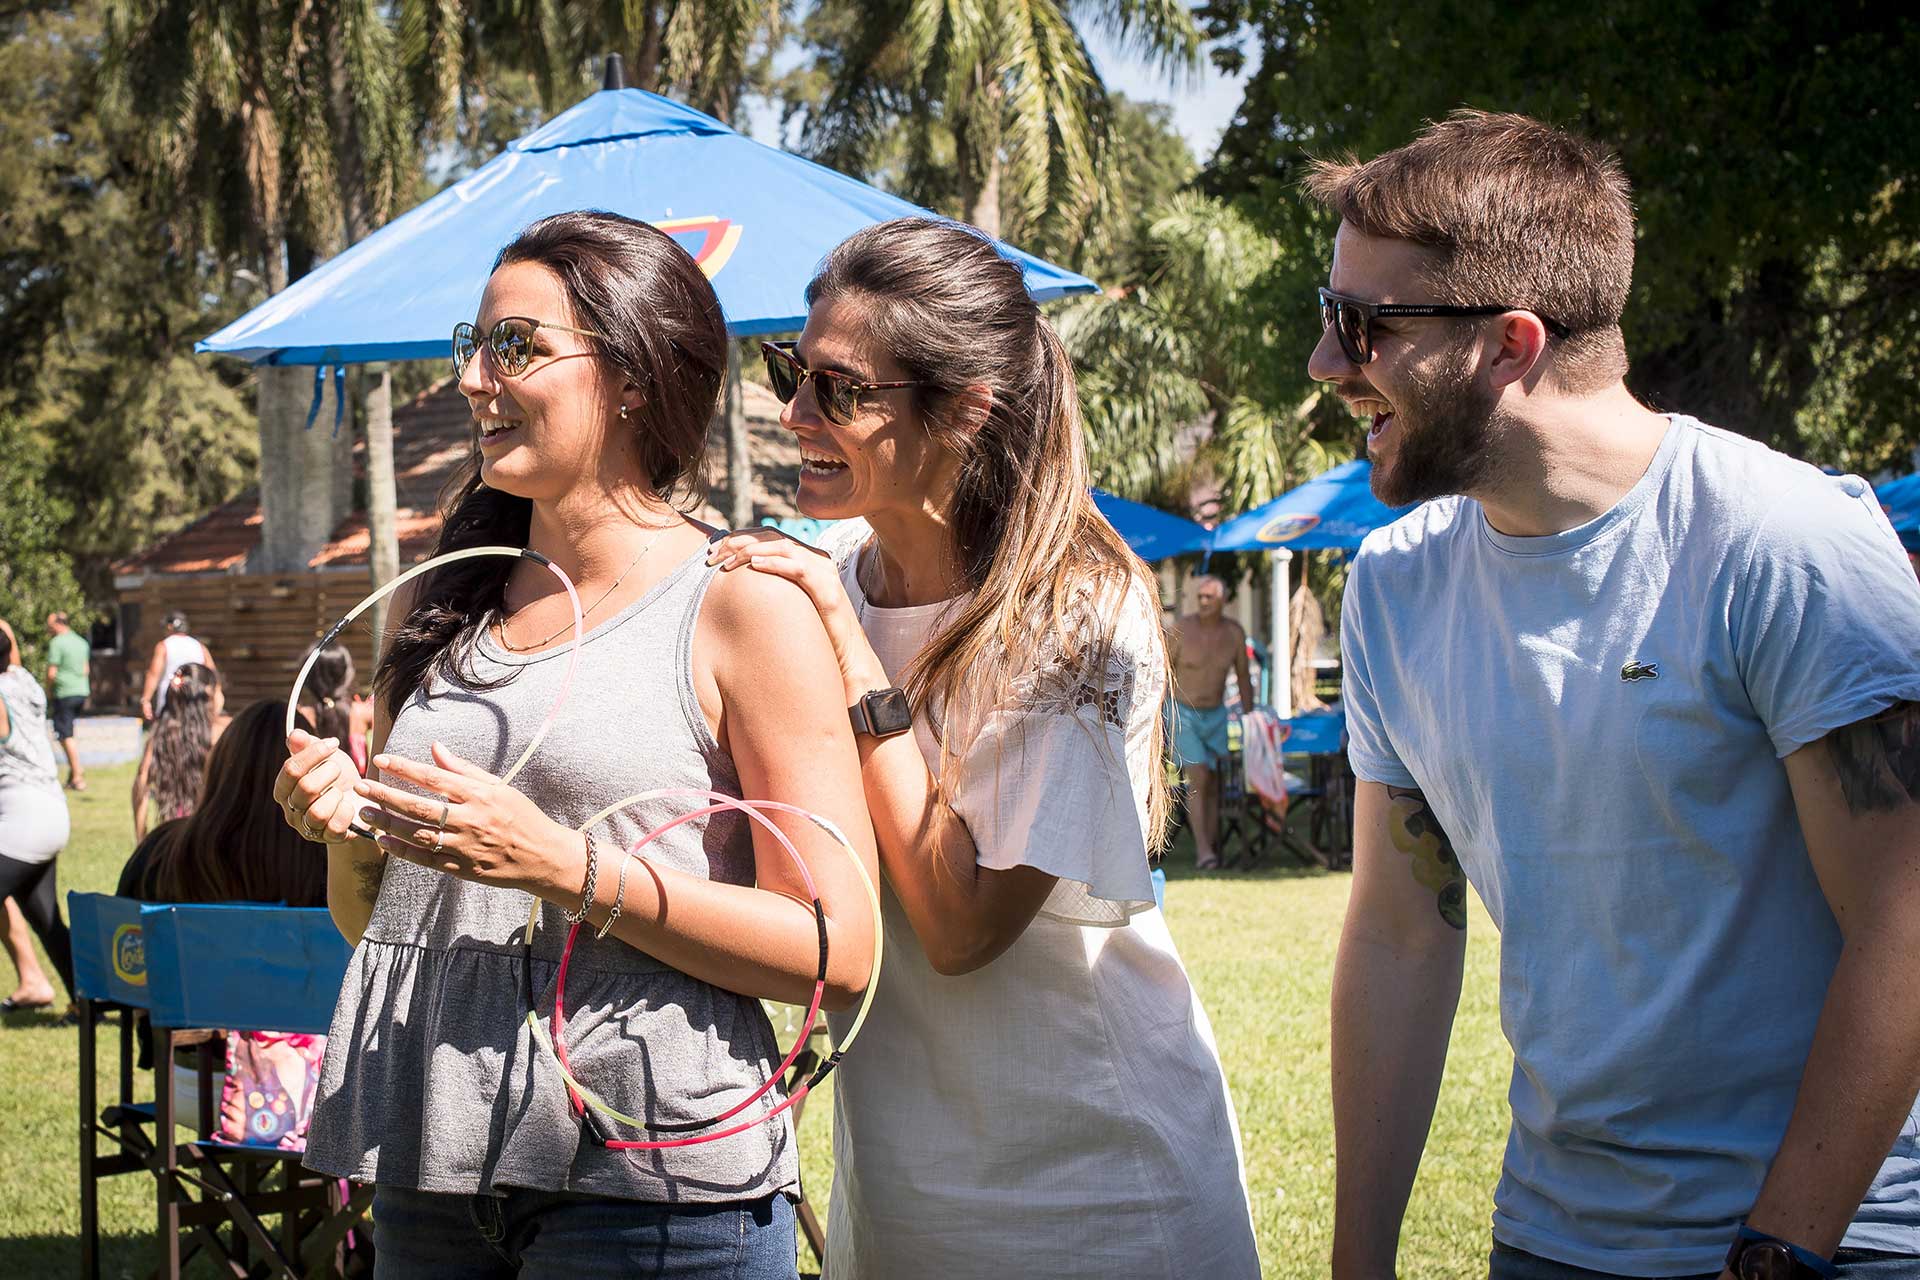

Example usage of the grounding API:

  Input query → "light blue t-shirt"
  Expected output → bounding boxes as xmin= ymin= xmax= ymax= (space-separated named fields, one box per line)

xmin=1342 ymin=416 xmax=1920 ymax=1275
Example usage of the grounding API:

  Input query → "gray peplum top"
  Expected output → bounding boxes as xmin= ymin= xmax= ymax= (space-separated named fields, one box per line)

xmin=304 ymin=548 xmax=798 ymax=1203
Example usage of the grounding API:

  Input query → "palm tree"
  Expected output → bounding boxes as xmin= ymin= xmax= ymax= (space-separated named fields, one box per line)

xmin=103 ymin=0 xmax=453 ymax=578
xmin=469 ymin=0 xmax=786 ymax=123
xmin=1057 ymin=192 xmax=1332 ymax=514
xmin=795 ymin=0 xmax=1201 ymax=239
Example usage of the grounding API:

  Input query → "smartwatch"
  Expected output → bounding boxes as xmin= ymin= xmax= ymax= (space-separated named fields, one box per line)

xmin=1726 ymin=1228 xmax=1839 ymax=1280
xmin=850 ymin=687 xmax=913 ymax=739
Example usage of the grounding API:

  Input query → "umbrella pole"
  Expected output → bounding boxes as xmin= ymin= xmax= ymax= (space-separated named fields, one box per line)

xmin=1270 ymin=549 xmax=1293 ymax=717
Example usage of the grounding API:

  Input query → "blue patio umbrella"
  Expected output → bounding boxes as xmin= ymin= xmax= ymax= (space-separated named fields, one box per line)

xmin=1091 ymin=491 xmax=1210 ymax=560
xmin=1875 ymin=473 xmax=1920 ymax=551
xmin=761 ymin=492 xmax=1208 ymax=563
xmin=1208 ymin=459 xmax=1416 ymax=552
xmin=198 ymin=88 xmax=1097 ymax=366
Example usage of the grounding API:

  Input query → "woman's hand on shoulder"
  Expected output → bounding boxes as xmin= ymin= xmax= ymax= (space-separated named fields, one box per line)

xmin=706 ymin=529 xmax=880 ymax=697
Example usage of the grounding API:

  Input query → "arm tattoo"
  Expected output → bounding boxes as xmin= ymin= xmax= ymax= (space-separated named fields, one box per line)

xmin=353 ymin=855 xmax=386 ymax=905
xmin=1385 ymin=785 xmax=1467 ymax=930
xmin=1829 ymin=701 xmax=1920 ymax=817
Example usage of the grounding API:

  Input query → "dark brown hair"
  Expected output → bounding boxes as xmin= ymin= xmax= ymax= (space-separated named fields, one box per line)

xmin=807 ymin=218 xmax=1170 ymax=849
xmin=146 ymin=700 xmax=325 ymax=905
xmin=147 ymin=662 xmax=218 ymax=821
xmin=302 ymin=641 xmax=356 ymax=745
xmin=377 ymin=210 xmax=728 ymax=717
xmin=1303 ymin=109 xmax=1635 ymax=392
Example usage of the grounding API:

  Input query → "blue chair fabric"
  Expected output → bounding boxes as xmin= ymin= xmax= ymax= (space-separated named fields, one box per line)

xmin=140 ymin=903 xmax=351 ymax=1037
xmin=69 ymin=891 xmax=153 ymax=1008
xmin=70 ymin=895 xmax=368 ymax=1280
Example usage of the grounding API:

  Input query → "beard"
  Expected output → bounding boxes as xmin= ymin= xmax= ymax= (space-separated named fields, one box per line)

xmin=1369 ymin=343 xmax=1508 ymax=507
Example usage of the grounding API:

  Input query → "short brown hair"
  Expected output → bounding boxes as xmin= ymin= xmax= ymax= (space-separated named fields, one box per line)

xmin=1303 ymin=110 xmax=1634 ymax=392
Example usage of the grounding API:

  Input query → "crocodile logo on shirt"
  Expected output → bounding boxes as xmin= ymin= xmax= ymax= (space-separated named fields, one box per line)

xmin=1620 ymin=660 xmax=1659 ymax=682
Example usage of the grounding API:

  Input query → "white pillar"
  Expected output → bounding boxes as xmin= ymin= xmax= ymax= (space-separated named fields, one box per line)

xmin=1270 ymin=549 xmax=1294 ymax=717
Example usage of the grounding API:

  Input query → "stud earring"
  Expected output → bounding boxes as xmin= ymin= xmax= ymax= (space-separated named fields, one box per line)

xmin=619 ymin=405 xmax=631 ymax=421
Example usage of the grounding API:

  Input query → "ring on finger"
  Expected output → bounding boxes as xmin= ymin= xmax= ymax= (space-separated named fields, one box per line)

xmin=435 ymin=798 xmax=450 ymax=829
xmin=427 ymin=827 xmax=443 ymax=852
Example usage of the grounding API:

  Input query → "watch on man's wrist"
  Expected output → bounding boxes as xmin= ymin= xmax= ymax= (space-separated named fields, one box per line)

xmin=1726 ymin=1227 xmax=1839 ymax=1280
xmin=850 ymin=687 xmax=913 ymax=739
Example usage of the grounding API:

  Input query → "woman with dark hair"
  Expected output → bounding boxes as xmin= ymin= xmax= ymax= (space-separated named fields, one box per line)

xmin=299 ymin=642 xmax=370 ymax=773
xmin=274 ymin=210 xmax=875 ymax=1279
xmin=0 ymin=623 xmax=74 ymax=1013
xmin=118 ymin=699 xmax=328 ymax=1135
xmin=120 ymin=700 xmax=326 ymax=906
xmin=708 ymin=218 xmax=1260 ymax=1278
xmin=132 ymin=661 xmax=226 ymax=840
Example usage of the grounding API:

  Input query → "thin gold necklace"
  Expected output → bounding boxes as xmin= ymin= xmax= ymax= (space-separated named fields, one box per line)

xmin=498 ymin=528 xmax=667 ymax=652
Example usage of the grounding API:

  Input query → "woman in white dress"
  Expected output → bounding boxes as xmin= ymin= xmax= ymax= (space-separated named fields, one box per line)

xmin=708 ymin=218 xmax=1260 ymax=1278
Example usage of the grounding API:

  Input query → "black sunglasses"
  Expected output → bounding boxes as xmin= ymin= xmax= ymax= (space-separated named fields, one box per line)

xmin=761 ymin=341 xmax=925 ymax=427
xmin=1317 ymin=288 xmax=1569 ymax=366
xmin=452 ymin=316 xmax=604 ymax=379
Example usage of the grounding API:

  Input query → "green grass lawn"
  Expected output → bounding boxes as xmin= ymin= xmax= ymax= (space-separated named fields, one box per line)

xmin=1 ymin=761 xmax=1510 ymax=1277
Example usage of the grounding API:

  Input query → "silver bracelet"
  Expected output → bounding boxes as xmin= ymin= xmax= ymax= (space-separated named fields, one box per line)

xmin=595 ymin=850 xmax=635 ymax=940
xmin=562 ymin=833 xmax=599 ymax=925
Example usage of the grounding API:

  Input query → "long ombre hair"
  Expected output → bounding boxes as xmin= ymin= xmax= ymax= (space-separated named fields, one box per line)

xmin=147 ymin=661 xmax=218 ymax=821
xmin=376 ymin=211 xmax=728 ymax=718
xmin=808 ymin=219 xmax=1170 ymax=850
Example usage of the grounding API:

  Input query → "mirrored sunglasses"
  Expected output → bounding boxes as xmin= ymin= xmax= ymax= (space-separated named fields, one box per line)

xmin=452 ymin=316 xmax=604 ymax=379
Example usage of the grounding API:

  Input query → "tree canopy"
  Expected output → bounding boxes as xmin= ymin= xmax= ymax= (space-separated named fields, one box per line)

xmin=3 ymin=0 xmax=1914 ymax=627
xmin=1195 ymin=0 xmax=1920 ymax=472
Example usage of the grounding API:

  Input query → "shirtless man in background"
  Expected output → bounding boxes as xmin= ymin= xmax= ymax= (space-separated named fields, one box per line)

xmin=1170 ymin=575 xmax=1252 ymax=870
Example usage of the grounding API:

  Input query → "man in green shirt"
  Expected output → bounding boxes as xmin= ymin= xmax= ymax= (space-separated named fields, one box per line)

xmin=44 ymin=612 xmax=88 ymax=790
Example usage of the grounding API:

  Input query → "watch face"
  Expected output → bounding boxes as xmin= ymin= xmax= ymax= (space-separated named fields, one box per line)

xmin=866 ymin=688 xmax=913 ymax=736
xmin=1735 ymin=1242 xmax=1797 ymax=1280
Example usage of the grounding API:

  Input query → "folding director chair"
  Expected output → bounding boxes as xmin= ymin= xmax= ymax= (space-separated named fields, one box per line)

xmin=72 ymin=892 xmax=163 ymax=1280
xmin=1283 ymin=709 xmax=1354 ymax=870
xmin=74 ymin=894 xmax=371 ymax=1280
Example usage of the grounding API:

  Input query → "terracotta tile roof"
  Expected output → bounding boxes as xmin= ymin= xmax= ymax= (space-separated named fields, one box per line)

xmin=116 ymin=376 xmax=802 ymax=578
xmin=113 ymin=494 xmax=264 ymax=575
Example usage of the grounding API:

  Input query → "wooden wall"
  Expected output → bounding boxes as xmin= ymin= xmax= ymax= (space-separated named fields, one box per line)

xmin=114 ymin=569 xmax=382 ymax=712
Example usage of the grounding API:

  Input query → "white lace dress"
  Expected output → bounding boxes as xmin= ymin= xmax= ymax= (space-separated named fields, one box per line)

xmin=820 ymin=524 xmax=1261 ymax=1279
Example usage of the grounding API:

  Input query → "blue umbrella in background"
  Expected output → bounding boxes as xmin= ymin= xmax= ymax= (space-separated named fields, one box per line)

xmin=199 ymin=87 xmax=1097 ymax=364
xmin=1207 ymin=459 xmax=1414 ymax=717
xmin=1091 ymin=491 xmax=1210 ymax=560
xmin=1875 ymin=473 xmax=1920 ymax=552
xmin=1208 ymin=459 xmax=1416 ymax=552
xmin=760 ymin=492 xmax=1208 ymax=563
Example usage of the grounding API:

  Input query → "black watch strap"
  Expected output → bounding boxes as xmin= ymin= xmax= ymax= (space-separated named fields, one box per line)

xmin=1726 ymin=1228 xmax=1839 ymax=1280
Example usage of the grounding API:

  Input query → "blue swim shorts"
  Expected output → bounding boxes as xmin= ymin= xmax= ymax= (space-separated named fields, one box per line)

xmin=1169 ymin=701 xmax=1231 ymax=769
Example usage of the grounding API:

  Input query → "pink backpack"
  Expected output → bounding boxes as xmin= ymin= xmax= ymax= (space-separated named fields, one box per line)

xmin=214 ymin=1032 xmax=325 ymax=1150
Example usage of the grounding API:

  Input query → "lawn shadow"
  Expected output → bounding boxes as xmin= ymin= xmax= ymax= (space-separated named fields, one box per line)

xmin=1 ymin=1231 xmax=166 ymax=1277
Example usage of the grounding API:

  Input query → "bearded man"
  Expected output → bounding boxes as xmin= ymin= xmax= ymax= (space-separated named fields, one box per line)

xmin=1320 ymin=111 xmax=1920 ymax=1280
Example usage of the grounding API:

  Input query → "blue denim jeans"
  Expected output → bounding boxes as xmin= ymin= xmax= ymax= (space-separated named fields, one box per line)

xmin=371 ymin=1184 xmax=798 ymax=1280
xmin=1490 ymin=1238 xmax=1920 ymax=1279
